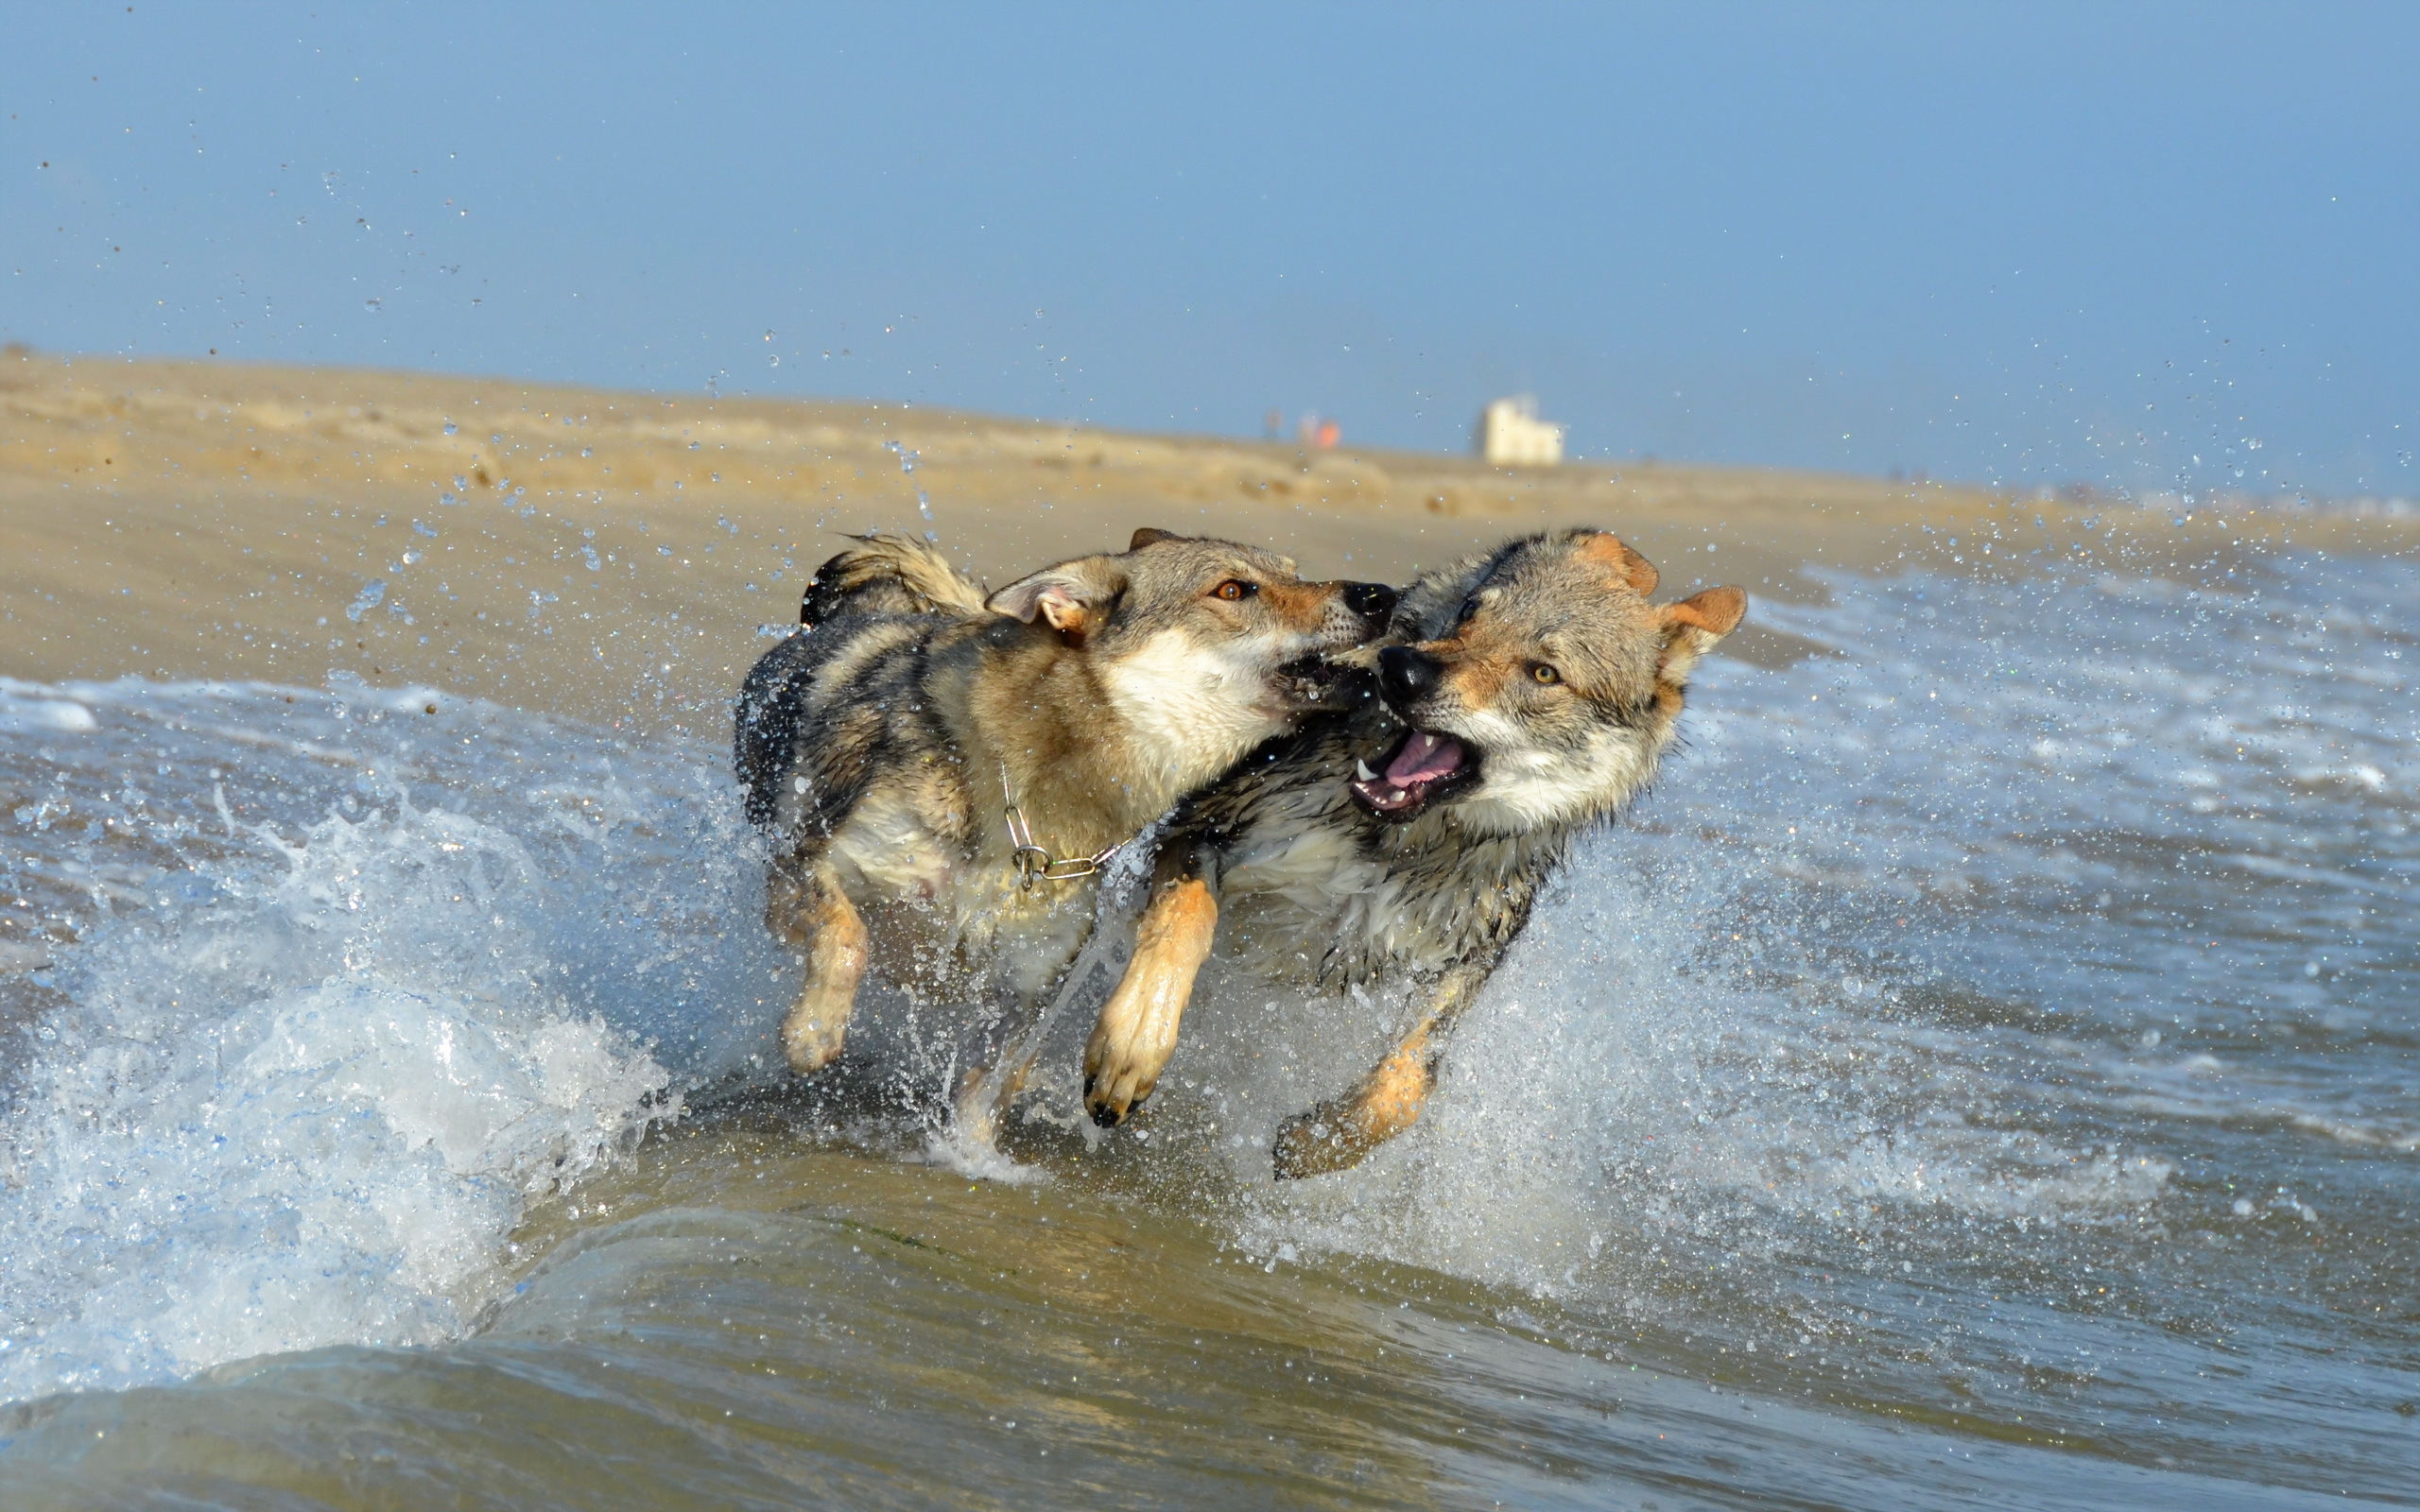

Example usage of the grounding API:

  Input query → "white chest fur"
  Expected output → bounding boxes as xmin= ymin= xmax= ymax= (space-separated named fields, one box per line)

xmin=827 ymin=793 xmax=1096 ymax=1003
xmin=828 ymin=789 xmax=959 ymax=904
xmin=1098 ymin=638 xmax=1281 ymax=789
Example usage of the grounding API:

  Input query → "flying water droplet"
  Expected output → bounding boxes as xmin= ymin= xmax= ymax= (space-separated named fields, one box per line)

xmin=884 ymin=441 xmax=937 ymax=525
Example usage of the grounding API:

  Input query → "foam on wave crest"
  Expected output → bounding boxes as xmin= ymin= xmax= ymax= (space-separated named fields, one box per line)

xmin=0 ymin=679 xmax=789 ymax=1402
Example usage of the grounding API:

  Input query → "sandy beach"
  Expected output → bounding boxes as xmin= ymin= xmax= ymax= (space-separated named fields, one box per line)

xmin=9 ymin=349 xmax=2405 ymax=730
xmin=6 ymin=351 xmax=2419 ymax=1508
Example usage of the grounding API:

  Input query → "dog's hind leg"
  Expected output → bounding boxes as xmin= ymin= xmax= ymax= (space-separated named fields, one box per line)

xmin=947 ymin=986 xmax=1053 ymax=1146
xmin=1271 ymin=959 xmax=1495 ymax=1178
xmin=1084 ymin=850 xmax=1219 ymax=1126
xmin=951 ymin=1028 xmax=1037 ymax=1149
xmin=769 ymin=859 xmax=869 ymax=1074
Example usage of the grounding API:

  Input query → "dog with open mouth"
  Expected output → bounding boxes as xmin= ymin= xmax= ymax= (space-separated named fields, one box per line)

xmin=733 ymin=529 xmax=1394 ymax=1128
xmin=1080 ymin=528 xmax=1746 ymax=1175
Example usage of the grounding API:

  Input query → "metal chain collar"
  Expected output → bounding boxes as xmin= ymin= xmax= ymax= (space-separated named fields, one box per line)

xmin=999 ymin=763 xmax=1122 ymax=889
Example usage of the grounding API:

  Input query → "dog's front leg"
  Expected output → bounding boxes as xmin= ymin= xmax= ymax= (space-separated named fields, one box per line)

xmin=1084 ymin=849 xmax=1219 ymax=1126
xmin=769 ymin=858 xmax=868 ymax=1074
xmin=1271 ymin=958 xmax=1496 ymax=1178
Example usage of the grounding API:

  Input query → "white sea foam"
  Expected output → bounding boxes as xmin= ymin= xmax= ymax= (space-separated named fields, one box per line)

xmin=4 ymin=550 xmax=2413 ymax=1413
xmin=0 ymin=679 xmax=791 ymax=1403
xmin=0 ymin=799 xmax=661 ymax=1399
xmin=0 ymin=692 xmax=97 ymax=736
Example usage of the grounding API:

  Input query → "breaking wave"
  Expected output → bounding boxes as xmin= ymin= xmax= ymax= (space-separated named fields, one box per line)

xmin=0 ymin=678 xmax=787 ymax=1400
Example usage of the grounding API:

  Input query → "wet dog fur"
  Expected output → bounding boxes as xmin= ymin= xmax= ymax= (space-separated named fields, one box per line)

xmin=1080 ymin=528 xmax=1746 ymax=1175
xmin=733 ymin=529 xmax=1395 ymax=1122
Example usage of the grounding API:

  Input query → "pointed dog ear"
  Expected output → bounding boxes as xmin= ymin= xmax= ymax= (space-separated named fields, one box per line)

xmin=1129 ymin=527 xmax=1185 ymax=550
xmin=987 ymin=558 xmax=1128 ymax=636
xmin=1657 ymin=586 xmax=1747 ymax=681
xmin=1572 ymin=531 xmax=1659 ymax=595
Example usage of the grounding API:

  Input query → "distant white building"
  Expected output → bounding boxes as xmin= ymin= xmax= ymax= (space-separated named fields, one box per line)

xmin=1477 ymin=396 xmax=1564 ymax=467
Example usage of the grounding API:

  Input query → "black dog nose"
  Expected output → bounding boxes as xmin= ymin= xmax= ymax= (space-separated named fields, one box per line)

xmin=1378 ymin=645 xmax=1441 ymax=708
xmin=1342 ymin=581 xmax=1397 ymax=619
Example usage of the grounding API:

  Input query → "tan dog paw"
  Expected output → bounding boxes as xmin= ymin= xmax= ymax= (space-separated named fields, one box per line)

xmin=771 ymin=866 xmax=867 ymax=1075
xmin=1083 ymin=876 xmax=1217 ymax=1125
xmin=1271 ymin=1104 xmax=1367 ymax=1179
xmin=781 ymin=986 xmax=853 ymax=1074
xmin=952 ymin=1049 xmax=1038 ymax=1147
xmin=1270 ymin=1040 xmax=1436 ymax=1178
xmin=1082 ymin=1010 xmax=1176 ymax=1127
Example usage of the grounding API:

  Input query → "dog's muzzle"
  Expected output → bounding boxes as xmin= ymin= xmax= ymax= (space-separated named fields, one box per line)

xmin=1343 ymin=581 xmax=1397 ymax=626
xmin=1378 ymin=644 xmax=1442 ymax=713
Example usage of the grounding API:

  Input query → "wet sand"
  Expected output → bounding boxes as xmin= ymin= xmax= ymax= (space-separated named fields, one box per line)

xmin=5 ymin=349 xmax=2411 ymax=730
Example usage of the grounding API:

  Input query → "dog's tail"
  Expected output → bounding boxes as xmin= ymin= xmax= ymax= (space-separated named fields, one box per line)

xmin=799 ymin=533 xmax=990 ymax=627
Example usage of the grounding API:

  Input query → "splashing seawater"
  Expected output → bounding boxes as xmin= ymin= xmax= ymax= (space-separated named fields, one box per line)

xmin=883 ymin=438 xmax=939 ymax=541
xmin=0 ymin=553 xmax=2413 ymax=1505
xmin=0 ymin=678 xmax=789 ymax=1400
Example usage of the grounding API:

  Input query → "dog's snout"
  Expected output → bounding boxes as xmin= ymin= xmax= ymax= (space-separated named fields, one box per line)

xmin=1342 ymin=581 xmax=1397 ymax=620
xmin=1378 ymin=645 xmax=1441 ymax=709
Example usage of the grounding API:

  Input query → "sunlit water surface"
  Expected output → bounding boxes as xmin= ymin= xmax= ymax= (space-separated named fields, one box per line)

xmin=0 ymin=553 xmax=2412 ymax=1509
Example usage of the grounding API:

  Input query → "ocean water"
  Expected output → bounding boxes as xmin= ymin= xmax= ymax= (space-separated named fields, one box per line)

xmin=0 ymin=551 xmax=2411 ymax=1509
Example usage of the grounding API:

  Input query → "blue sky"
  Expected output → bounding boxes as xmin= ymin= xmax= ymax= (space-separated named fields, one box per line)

xmin=5 ymin=1 xmax=2413 ymax=495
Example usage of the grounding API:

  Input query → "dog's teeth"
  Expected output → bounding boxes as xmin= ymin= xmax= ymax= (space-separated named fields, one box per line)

xmin=1356 ymin=759 xmax=1378 ymax=781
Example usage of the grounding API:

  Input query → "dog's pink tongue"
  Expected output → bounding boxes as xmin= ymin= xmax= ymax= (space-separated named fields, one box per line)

xmin=1385 ymin=730 xmax=1464 ymax=785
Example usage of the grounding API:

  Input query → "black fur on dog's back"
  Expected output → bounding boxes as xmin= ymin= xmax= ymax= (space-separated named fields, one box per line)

xmin=734 ymin=626 xmax=920 ymax=836
xmin=736 ymin=536 xmax=988 ymax=833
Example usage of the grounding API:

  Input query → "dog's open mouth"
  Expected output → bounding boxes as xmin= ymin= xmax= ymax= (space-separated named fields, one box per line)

xmin=1350 ymin=728 xmax=1477 ymax=818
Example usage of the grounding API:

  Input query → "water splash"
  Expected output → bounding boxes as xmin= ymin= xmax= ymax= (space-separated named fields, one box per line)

xmin=0 ymin=679 xmax=791 ymax=1402
xmin=2 ymin=553 xmax=2412 ymax=1489
xmin=884 ymin=439 xmax=939 ymax=541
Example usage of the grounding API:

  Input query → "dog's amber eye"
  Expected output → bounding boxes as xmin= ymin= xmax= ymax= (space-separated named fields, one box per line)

xmin=1530 ymin=662 xmax=1561 ymax=685
xmin=1457 ymin=597 xmax=1479 ymax=624
xmin=1213 ymin=579 xmax=1257 ymax=601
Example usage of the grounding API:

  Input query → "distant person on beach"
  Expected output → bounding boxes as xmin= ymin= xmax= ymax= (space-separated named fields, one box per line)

xmin=1295 ymin=412 xmax=1340 ymax=449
